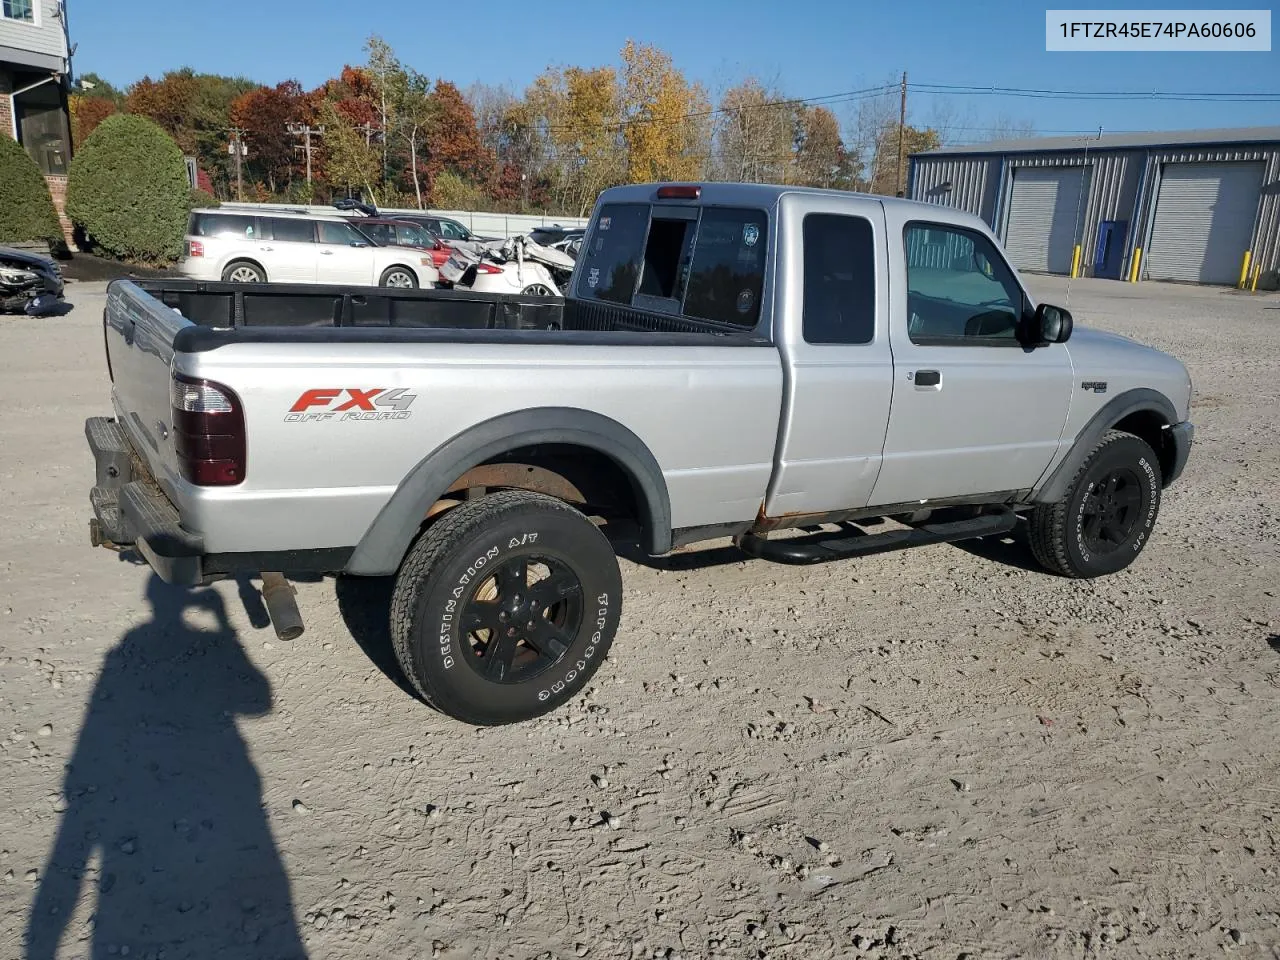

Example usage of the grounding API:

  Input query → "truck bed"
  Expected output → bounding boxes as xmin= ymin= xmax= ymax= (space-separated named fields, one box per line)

xmin=131 ymin=279 xmax=766 ymax=342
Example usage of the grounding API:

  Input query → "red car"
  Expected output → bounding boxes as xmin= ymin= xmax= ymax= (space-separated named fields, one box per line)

xmin=346 ymin=217 xmax=452 ymax=269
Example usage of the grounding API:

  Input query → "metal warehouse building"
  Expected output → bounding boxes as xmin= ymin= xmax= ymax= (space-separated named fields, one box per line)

xmin=908 ymin=126 xmax=1280 ymax=288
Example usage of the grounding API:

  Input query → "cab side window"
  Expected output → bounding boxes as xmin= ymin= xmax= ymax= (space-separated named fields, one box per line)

xmin=903 ymin=223 xmax=1024 ymax=344
xmin=803 ymin=214 xmax=876 ymax=344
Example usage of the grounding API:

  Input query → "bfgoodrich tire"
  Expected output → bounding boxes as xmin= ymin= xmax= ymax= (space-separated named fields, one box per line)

xmin=390 ymin=490 xmax=622 ymax=725
xmin=1029 ymin=430 xmax=1162 ymax=579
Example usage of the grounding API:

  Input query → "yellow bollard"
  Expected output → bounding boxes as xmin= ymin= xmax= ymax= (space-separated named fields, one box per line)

xmin=1252 ymin=263 xmax=1261 ymax=292
xmin=1071 ymin=244 xmax=1082 ymax=279
xmin=1129 ymin=247 xmax=1142 ymax=283
xmin=1238 ymin=250 xmax=1253 ymax=289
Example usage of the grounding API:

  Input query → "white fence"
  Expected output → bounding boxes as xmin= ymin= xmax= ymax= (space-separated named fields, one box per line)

xmin=218 ymin=203 xmax=589 ymax=238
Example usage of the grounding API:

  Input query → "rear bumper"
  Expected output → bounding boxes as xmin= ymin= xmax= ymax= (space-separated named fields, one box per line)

xmin=86 ymin=416 xmax=354 ymax=583
xmin=86 ymin=417 xmax=205 ymax=585
xmin=1165 ymin=421 xmax=1194 ymax=486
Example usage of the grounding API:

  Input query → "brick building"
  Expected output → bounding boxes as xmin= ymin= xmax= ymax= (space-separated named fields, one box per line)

xmin=1 ymin=0 xmax=74 ymax=246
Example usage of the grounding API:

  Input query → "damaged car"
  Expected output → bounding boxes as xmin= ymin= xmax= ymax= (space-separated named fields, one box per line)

xmin=0 ymin=246 xmax=64 ymax=316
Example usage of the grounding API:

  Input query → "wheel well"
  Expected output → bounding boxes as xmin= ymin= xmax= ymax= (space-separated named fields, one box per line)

xmin=224 ymin=257 xmax=266 ymax=279
xmin=430 ymin=443 xmax=644 ymax=540
xmin=1113 ymin=409 xmax=1175 ymax=483
xmin=383 ymin=264 xmax=417 ymax=281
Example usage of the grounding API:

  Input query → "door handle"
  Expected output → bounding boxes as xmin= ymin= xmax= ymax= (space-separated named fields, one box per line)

xmin=912 ymin=369 xmax=942 ymax=388
xmin=320 ymin=249 xmax=334 ymax=255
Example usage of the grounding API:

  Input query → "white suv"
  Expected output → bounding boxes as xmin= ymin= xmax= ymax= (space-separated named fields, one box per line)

xmin=181 ymin=210 xmax=440 ymax=288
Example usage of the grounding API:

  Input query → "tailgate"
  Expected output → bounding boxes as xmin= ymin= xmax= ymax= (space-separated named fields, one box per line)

xmin=104 ymin=280 xmax=193 ymax=490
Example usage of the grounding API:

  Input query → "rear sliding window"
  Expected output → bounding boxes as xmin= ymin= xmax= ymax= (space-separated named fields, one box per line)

xmin=577 ymin=203 xmax=649 ymax=304
xmin=576 ymin=203 xmax=767 ymax=328
xmin=190 ymin=213 xmax=258 ymax=239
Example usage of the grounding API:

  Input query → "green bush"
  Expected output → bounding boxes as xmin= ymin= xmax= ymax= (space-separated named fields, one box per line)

xmin=66 ymin=114 xmax=191 ymax=262
xmin=189 ymin=188 xmax=220 ymax=210
xmin=0 ymin=135 xmax=61 ymax=246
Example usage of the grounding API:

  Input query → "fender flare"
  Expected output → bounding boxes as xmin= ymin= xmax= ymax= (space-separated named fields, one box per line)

xmin=345 ymin=407 xmax=672 ymax=575
xmin=1032 ymin=388 xmax=1178 ymax=504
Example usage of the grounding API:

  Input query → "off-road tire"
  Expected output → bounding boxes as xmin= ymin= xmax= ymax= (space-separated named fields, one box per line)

xmin=390 ymin=490 xmax=622 ymax=725
xmin=1029 ymin=430 xmax=1162 ymax=579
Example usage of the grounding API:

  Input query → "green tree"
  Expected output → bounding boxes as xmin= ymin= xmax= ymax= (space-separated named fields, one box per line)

xmin=317 ymin=100 xmax=382 ymax=204
xmin=0 ymin=135 xmax=61 ymax=245
xmin=66 ymin=114 xmax=191 ymax=262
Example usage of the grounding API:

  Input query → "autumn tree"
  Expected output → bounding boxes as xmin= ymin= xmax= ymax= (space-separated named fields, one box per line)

xmin=75 ymin=72 xmax=124 ymax=105
xmin=869 ymin=123 xmax=940 ymax=196
xmin=230 ymin=80 xmax=314 ymax=194
xmin=317 ymin=100 xmax=382 ymax=203
xmin=524 ymin=65 xmax=623 ymax=216
xmin=619 ymin=40 xmax=710 ymax=183
xmin=69 ymin=96 xmax=117 ymax=148
xmin=713 ymin=79 xmax=794 ymax=184
xmin=125 ymin=69 xmax=257 ymax=197
xmin=792 ymin=105 xmax=856 ymax=188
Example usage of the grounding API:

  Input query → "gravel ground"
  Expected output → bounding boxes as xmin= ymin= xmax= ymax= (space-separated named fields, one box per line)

xmin=1 ymin=276 xmax=1277 ymax=960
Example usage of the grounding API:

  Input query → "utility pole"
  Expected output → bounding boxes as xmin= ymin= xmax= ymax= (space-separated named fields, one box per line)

xmin=895 ymin=71 xmax=908 ymax=197
xmin=287 ymin=122 xmax=325 ymax=184
xmin=228 ymin=127 xmax=248 ymax=201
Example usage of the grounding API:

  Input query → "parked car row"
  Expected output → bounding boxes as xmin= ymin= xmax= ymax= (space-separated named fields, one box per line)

xmin=183 ymin=209 xmax=440 ymax=288
xmin=181 ymin=205 xmax=585 ymax=292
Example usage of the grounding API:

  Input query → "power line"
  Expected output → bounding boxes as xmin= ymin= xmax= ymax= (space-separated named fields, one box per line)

xmin=542 ymin=83 xmax=899 ymax=135
xmin=911 ymin=81 xmax=1280 ymax=102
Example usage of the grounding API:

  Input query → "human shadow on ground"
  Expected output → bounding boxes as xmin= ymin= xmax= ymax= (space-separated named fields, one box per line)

xmin=26 ymin=575 xmax=307 ymax=960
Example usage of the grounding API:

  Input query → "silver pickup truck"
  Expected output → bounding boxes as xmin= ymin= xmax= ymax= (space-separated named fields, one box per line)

xmin=85 ymin=182 xmax=1194 ymax=725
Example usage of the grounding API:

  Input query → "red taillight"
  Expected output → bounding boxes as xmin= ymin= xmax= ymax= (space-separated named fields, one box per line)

xmin=188 ymin=239 xmax=204 ymax=257
xmin=475 ymin=263 xmax=503 ymax=274
xmin=171 ymin=375 xmax=246 ymax=486
xmin=656 ymin=184 xmax=701 ymax=200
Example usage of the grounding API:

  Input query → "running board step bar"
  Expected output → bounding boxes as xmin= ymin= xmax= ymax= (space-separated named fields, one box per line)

xmin=734 ymin=508 xmax=1017 ymax=565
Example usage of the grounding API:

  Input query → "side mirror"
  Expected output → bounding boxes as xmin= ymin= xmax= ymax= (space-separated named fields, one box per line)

xmin=1033 ymin=302 xmax=1073 ymax=344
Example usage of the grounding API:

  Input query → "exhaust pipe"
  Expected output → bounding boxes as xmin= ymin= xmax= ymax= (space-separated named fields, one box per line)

xmin=260 ymin=572 xmax=304 ymax=641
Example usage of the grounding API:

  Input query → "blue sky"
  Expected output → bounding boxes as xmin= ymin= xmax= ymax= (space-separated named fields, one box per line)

xmin=71 ymin=0 xmax=1277 ymax=137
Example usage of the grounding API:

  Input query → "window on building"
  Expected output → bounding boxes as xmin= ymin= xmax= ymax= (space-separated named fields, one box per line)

xmin=2 ymin=0 xmax=35 ymax=22
xmin=903 ymin=222 xmax=1024 ymax=344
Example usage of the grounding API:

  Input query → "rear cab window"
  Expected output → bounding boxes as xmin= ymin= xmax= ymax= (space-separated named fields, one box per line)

xmin=576 ymin=202 xmax=768 ymax=329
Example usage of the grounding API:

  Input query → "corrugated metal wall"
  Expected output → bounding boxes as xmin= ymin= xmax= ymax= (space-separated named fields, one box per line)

xmin=909 ymin=157 xmax=999 ymax=223
xmin=912 ymin=141 xmax=1280 ymax=286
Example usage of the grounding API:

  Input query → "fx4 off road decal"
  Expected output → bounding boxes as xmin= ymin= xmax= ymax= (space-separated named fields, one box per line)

xmin=285 ymin=388 xmax=418 ymax=422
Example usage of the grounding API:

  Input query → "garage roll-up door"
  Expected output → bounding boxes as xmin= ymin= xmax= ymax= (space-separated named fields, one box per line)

xmin=1146 ymin=162 xmax=1264 ymax=285
xmin=1003 ymin=166 xmax=1087 ymax=274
